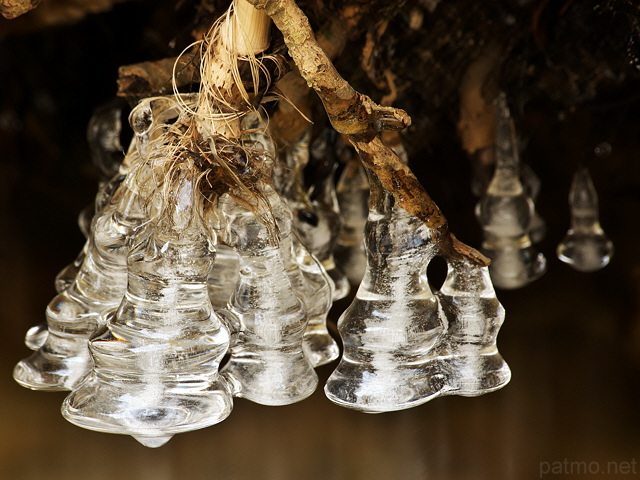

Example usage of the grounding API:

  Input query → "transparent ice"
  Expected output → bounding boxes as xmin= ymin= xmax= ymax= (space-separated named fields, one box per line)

xmin=325 ymin=172 xmax=444 ymax=413
xmin=13 ymin=163 xmax=150 ymax=391
xmin=521 ymin=162 xmax=546 ymax=244
xmin=293 ymin=234 xmax=339 ymax=367
xmin=335 ymin=155 xmax=369 ymax=286
xmin=62 ymin=171 xmax=232 ymax=448
xmin=276 ymin=192 xmax=337 ymax=368
xmin=14 ymin=95 xmax=184 ymax=390
xmin=557 ymin=166 xmax=614 ymax=272
xmin=207 ymin=243 xmax=240 ymax=310
xmin=279 ymin=130 xmax=349 ymax=300
xmin=306 ymin=131 xmax=350 ymax=300
xmin=433 ymin=259 xmax=511 ymax=396
xmin=218 ymin=186 xmax=318 ymax=406
xmin=476 ymin=93 xmax=546 ymax=289
xmin=305 ymin=163 xmax=350 ymax=300
xmin=267 ymin=124 xmax=339 ymax=366
xmin=26 ymin=106 xmax=127 ymax=352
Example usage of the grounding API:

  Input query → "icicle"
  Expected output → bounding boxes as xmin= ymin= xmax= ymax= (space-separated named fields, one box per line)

xmin=521 ymin=163 xmax=546 ymax=244
xmin=275 ymin=186 xmax=338 ymax=368
xmin=24 ymin=105 xmax=128 ymax=352
xmin=218 ymin=183 xmax=318 ymax=406
xmin=305 ymin=131 xmax=350 ymax=300
xmin=476 ymin=93 xmax=546 ymax=289
xmin=325 ymin=170 xmax=444 ymax=413
xmin=14 ymin=95 xmax=184 ymax=389
xmin=207 ymin=243 xmax=240 ymax=310
xmin=334 ymin=150 xmax=369 ymax=286
xmin=433 ymin=259 xmax=511 ymax=396
xmin=278 ymin=130 xmax=349 ymax=301
xmin=13 ymin=161 xmax=151 ymax=391
xmin=76 ymin=101 xmax=127 ymax=238
xmin=557 ymin=166 xmax=614 ymax=272
xmin=293 ymin=234 xmax=339 ymax=367
xmin=269 ymin=126 xmax=339 ymax=365
xmin=62 ymin=167 xmax=232 ymax=446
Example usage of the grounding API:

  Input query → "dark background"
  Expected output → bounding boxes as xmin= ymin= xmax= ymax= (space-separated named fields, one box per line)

xmin=1 ymin=1 xmax=640 ymax=478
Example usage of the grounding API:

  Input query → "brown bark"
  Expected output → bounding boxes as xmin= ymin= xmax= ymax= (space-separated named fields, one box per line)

xmin=248 ymin=0 xmax=488 ymax=266
xmin=247 ymin=0 xmax=410 ymax=141
xmin=117 ymin=53 xmax=200 ymax=100
xmin=270 ymin=13 xmax=354 ymax=147
xmin=0 ymin=0 xmax=125 ymax=27
xmin=1 ymin=0 xmax=40 ymax=19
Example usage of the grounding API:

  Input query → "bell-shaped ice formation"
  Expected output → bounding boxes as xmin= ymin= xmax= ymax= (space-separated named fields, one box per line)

xmin=13 ymin=164 xmax=151 ymax=391
xmin=557 ymin=166 xmax=614 ymax=272
xmin=62 ymin=170 xmax=232 ymax=446
xmin=55 ymin=170 xmax=127 ymax=295
xmin=292 ymin=235 xmax=339 ymax=367
xmin=334 ymin=154 xmax=369 ymax=286
xmin=305 ymin=163 xmax=350 ymax=300
xmin=13 ymin=95 xmax=187 ymax=389
xmin=218 ymin=186 xmax=318 ymax=406
xmin=269 ymin=127 xmax=339 ymax=366
xmin=207 ymin=243 xmax=240 ymax=310
xmin=476 ymin=93 xmax=546 ymax=289
xmin=25 ymin=107 xmax=128 ymax=351
xmin=273 ymin=185 xmax=338 ymax=368
xmin=278 ymin=131 xmax=349 ymax=300
xmin=305 ymin=132 xmax=350 ymax=300
xmin=520 ymin=163 xmax=546 ymax=244
xmin=325 ymin=171 xmax=444 ymax=413
xmin=433 ymin=259 xmax=511 ymax=396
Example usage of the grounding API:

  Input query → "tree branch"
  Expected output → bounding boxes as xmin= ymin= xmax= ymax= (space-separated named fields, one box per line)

xmin=246 ymin=0 xmax=488 ymax=267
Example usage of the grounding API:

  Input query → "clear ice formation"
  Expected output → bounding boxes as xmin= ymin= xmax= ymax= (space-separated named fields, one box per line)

xmin=15 ymin=86 xmax=515 ymax=442
xmin=269 ymin=127 xmax=339 ymax=366
xmin=14 ymin=95 xmax=183 ymax=390
xmin=205 ymin=173 xmax=336 ymax=371
xmin=218 ymin=185 xmax=318 ymax=406
xmin=25 ymin=106 xmax=127 ymax=352
xmin=433 ymin=259 xmax=511 ymax=396
xmin=305 ymin=162 xmax=350 ymax=300
xmin=476 ymin=93 xmax=546 ymax=289
xmin=23 ymin=324 xmax=49 ymax=351
xmin=280 ymin=131 xmax=349 ymax=300
xmin=62 ymin=170 xmax=232 ymax=447
xmin=207 ymin=243 xmax=240 ymax=310
xmin=292 ymin=233 xmax=339 ymax=367
xmin=557 ymin=166 xmax=614 ymax=272
xmin=13 ymin=165 xmax=150 ymax=391
xmin=325 ymin=172 xmax=445 ymax=413
xmin=334 ymin=153 xmax=369 ymax=286
xmin=274 ymin=185 xmax=338 ymax=367
xmin=520 ymin=163 xmax=546 ymax=244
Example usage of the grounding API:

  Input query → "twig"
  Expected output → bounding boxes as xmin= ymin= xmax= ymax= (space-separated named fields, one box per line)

xmin=1 ymin=0 xmax=41 ymax=19
xmin=247 ymin=0 xmax=488 ymax=267
xmin=117 ymin=53 xmax=200 ymax=99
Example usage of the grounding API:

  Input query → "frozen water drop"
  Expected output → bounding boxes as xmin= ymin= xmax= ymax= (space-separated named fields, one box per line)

xmin=24 ymin=324 xmax=48 ymax=351
xmin=326 ymin=170 xmax=444 ymax=413
xmin=476 ymin=93 xmax=546 ymax=288
xmin=133 ymin=435 xmax=173 ymax=448
xmin=557 ymin=166 xmax=613 ymax=272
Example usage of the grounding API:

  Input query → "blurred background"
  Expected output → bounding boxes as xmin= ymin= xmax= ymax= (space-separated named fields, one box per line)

xmin=1 ymin=1 xmax=640 ymax=478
